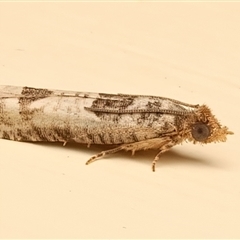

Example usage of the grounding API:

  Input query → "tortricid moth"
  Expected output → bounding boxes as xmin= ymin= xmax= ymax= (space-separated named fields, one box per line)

xmin=0 ymin=85 xmax=233 ymax=171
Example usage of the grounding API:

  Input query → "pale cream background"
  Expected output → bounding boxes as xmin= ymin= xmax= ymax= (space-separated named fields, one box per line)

xmin=0 ymin=2 xmax=240 ymax=239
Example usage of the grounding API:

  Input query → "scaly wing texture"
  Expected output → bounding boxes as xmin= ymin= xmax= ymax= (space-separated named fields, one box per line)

xmin=0 ymin=86 xmax=193 ymax=144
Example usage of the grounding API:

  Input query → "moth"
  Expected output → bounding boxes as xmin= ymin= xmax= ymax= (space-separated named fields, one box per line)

xmin=0 ymin=85 xmax=233 ymax=171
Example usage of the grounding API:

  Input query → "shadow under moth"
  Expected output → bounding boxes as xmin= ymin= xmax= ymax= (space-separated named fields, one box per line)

xmin=0 ymin=85 xmax=233 ymax=171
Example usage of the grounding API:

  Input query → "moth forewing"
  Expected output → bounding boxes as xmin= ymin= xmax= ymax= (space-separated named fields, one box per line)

xmin=0 ymin=85 xmax=233 ymax=171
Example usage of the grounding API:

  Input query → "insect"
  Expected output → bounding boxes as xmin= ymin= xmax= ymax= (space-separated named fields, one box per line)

xmin=0 ymin=85 xmax=233 ymax=171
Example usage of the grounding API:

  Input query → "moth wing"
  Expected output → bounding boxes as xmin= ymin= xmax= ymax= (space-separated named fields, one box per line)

xmin=0 ymin=86 xmax=24 ymax=98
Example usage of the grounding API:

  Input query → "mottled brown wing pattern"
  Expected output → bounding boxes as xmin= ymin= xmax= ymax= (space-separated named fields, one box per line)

xmin=0 ymin=85 xmax=233 ymax=171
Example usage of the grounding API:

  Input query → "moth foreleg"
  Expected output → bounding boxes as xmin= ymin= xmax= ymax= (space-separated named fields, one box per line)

xmin=86 ymin=137 xmax=175 ymax=170
xmin=152 ymin=141 xmax=175 ymax=172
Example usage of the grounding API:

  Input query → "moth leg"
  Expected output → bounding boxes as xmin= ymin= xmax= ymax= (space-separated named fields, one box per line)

xmin=152 ymin=141 xmax=175 ymax=172
xmin=86 ymin=145 xmax=124 ymax=165
xmin=86 ymin=137 xmax=173 ymax=166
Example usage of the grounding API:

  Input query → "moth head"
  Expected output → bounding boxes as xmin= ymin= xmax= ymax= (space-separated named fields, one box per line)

xmin=187 ymin=105 xmax=233 ymax=144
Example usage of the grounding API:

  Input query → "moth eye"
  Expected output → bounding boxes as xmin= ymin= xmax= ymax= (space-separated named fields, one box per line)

xmin=191 ymin=122 xmax=210 ymax=142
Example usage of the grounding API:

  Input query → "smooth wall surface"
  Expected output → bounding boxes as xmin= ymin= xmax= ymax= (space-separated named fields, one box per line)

xmin=0 ymin=2 xmax=239 ymax=238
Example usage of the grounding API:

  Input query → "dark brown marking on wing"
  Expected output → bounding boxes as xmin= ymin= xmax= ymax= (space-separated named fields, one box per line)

xmin=19 ymin=87 xmax=53 ymax=121
xmin=132 ymin=132 xmax=139 ymax=142
xmin=2 ymin=131 xmax=10 ymax=139
xmin=87 ymin=133 xmax=93 ymax=142
xmin=97 ymin=133 xmax=105 ymax=144
xmin=92 ymin=95 xmax=134 ymax=112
